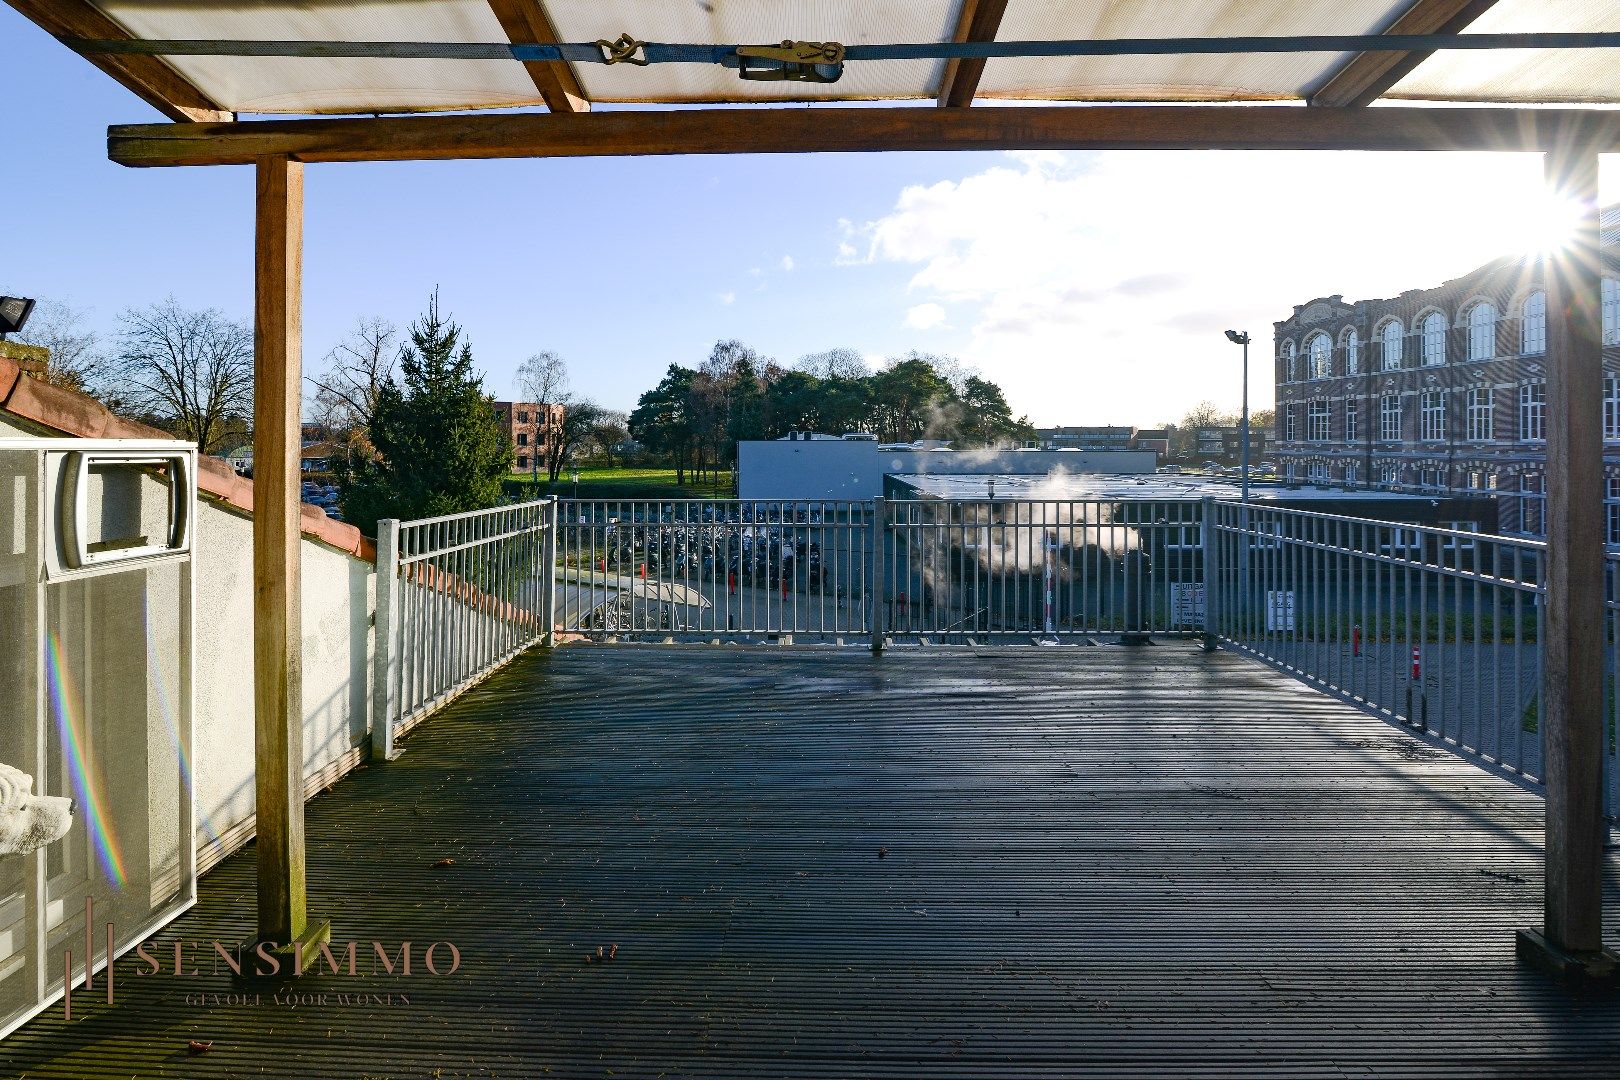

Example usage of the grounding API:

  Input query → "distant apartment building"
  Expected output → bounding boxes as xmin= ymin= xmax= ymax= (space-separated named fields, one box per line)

xmin=1036 ymin=425 xmax=1135 ymax=450
xmin=1274 ymin=209 xmax=1620 ymax=539
xmin=493 ymin=400 xmax=564 ymax=473
xmin=1193 ymin=425 xmax=1270 ymax=462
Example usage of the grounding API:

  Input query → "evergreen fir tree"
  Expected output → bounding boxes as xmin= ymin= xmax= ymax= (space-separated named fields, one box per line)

xmin=337 ymin=291 xmax=512 ymax=535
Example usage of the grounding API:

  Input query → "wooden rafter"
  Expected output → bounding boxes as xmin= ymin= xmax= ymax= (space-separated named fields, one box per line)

xmin=1308 ymin=0 xmax=1499 ymax=108
xmin=937 ymin=0 xmax=1010 ymax=107
xmin=5 ymin=0 xmax=229 ymax=122
xmin=108 ymin=105 xmax=1620 ymax=168
xmin=484 ymin=0 xmax=588 ymax=113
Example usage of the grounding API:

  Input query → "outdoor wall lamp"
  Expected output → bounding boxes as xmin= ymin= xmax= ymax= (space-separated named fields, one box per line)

xmin=0 ymin=296 xmax=36 ymax=339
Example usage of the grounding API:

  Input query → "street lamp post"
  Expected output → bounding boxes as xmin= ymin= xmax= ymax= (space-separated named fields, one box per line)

xmin=1225 ymin=329 xmax=1253 ymax=637
xmin=571 ymin=469 xmax=580 ymax=501
xmin=1224 ymin=329 xmax=1252 ymax=505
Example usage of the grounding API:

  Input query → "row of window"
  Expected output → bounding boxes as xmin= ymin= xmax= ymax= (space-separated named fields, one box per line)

xmin=1281 ymin=378 xmax=1620 ymax=444
xmin=1278 ymin=281 xmax=1620 ymax=382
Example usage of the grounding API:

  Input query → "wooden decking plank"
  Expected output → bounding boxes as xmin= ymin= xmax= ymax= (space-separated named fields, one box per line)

xmin=2 ymin=645 xmax=1616 ymax=1078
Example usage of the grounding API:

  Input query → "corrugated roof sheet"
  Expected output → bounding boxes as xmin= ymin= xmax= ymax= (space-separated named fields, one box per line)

xmin=54 ymin=2 xmax=1620 ymax=115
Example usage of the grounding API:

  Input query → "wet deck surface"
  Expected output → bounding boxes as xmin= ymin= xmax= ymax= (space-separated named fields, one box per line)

xmin=4 ymin=644 xmax=1619 ymax=1078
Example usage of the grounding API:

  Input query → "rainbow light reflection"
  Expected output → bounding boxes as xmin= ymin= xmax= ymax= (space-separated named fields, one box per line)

xmin=46 ymin=632 xmax=127 ymax=887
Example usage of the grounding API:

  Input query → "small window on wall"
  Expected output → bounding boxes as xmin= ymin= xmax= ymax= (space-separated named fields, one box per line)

xmin=1344 ymin=329 xmax=1360 ymax=375
xmin=1378 ymin=464 xmax=1399 ymax=487
xmin=517 ymin=456 xmax=529 ymax=470
xmin=1307 ymin=400 xmax=1331 ymax=441
xmin=1280 ymin=340 xmax=1297 ymax=381
xmin=1345 ymin=400 xmax=1359 ymax=442
xmin=1606 ymin=377 xmax=1620 ymax=441
xmin=1521 ymin=473 xmax=1545 ymax=537
xmin=1420 ymin=390 xmax=1445 ymax=441
xmin=1608 ymin=478 xmax=1620 ymax=545
xmin=1380 ymin=395 xmax=1401 ymax=442
xmin=1345 ymin=463 xmax=1359 ymax=485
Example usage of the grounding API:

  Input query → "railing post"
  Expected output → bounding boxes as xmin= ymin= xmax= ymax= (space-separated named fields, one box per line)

xmin=542 ymin=497 xmax=558 ymax=648
xmin=371 ymin=518 xmax=401 ymax=762
xmin=870 ymin=496 xmax=886 ymax=655
xmin=1201 ymin=497 xmax=1219 ymax=651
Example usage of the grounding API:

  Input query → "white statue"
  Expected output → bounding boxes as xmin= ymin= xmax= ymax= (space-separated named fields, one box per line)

xmin=0 ymin=763 xmax=75 ymax=857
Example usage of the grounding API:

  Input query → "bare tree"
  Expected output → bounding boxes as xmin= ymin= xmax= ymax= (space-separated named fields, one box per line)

xmin=546 ymin=398 xmax=604 ymax=483
xmin=307 ymin=317 xmax=399 ymax=435
xmin=6 ymin=296 xmax=107 ymax=393
xmin=103 ymin=300 xmax=253 ymax=454
xmin=515 ymin=350 xmax=570 ymax=408
xmin=585 ymin=409 xmax=630 ymax=467
xmin=794 ymin=347 xmax=869 ymax=381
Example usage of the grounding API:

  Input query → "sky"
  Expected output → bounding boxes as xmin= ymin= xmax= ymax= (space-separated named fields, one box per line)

xmin=4 ymin=7 xmax=1618 ymax=428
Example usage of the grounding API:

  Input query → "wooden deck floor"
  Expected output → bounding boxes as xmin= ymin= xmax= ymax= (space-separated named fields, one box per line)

xmin=4 ymin=644 xmax=1619 ymax=1078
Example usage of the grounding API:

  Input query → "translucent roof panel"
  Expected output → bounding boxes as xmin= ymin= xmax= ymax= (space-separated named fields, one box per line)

xmin=976 ymin=1 xmax=1416 ymax=102
xmin=1389 ymin=0 xmax=1620 ymax=104
xmin=544 ymin=1 xmax=956 ymax=103
xmin=95 ymin=0 xmax=545 ymax=115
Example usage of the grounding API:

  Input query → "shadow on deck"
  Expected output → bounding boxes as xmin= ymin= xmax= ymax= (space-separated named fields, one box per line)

xmin=4 ymin=644 xmax=1619 ymax=1078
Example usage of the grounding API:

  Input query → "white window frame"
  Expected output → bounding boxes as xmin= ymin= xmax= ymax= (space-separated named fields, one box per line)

xmin=1521 ymin=290 xmax=1546 ymax=355
xmin=1520 ymin=473 xmax=1545 ymax=536
xmin=1422 ymin=312 xmax=1447 ymax=366
xmin=1604 ymin=278 xmax=1620 ymax=346
xmin=1381 ymin=320 xmax=1404 ymax=370
xmin=1307 ymin=334 xmax=1331 ymax=380
xmin=1420 ymin=390 xmax=1445 ymax=442
xmin=1466 ymin=302 xmax=1496 ymax=361
xmin=1345 ymin=399 xmax=1359 ymax=442
xmin=1379 ymin=394 xmax=1401 ymax=442
xmin=1344 ymin=329 xmax=1359 ymax=375
xmin=1466 ymin=387 xmax=1493 ymax=442
xmin=1307 ymin=400 xmax=1331 ymax=442
xmin=1606 ymin=376 xmax=1620 ymax=442
xmin=1519 ymin=381 xmax=1545 ymax=442
xmin=1280 ymin=340 xmax=1297 ymax=382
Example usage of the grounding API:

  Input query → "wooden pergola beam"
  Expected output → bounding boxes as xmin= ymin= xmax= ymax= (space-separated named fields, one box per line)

xmin=937 ymin=0 xmax=1010 ymax=108
xmin=484 ymin=0 xmax=588 ymax=113
xmin=108 ymin=105 xmax=1620 ymax=168
xmin=5 ymin=0 xmax=229 ymax=122
xmin=1308 ymin=0 xmax=1499 ymax=108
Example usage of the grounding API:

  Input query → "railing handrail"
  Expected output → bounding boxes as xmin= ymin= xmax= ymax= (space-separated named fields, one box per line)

xmin=397 ymin=498 xmax=552 ymax=531
xmin=1213 ymin=498 xmax=1549 ymax=553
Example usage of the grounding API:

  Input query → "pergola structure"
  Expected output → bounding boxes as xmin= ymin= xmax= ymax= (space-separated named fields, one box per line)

xmin=8 ymin=0 xmax=1618 ymax=978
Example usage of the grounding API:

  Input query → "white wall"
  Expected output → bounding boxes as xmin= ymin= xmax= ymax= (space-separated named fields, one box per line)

xmin=191 ymin=501 xmax=374 ymax=870
xmin=737 ymin=441 xmax=1157 ymax=501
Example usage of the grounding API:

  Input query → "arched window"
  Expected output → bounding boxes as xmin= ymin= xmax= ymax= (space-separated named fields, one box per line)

xmin=1381 ymin=320 xmax=1404 ymax=370
xmin=1466 ymin=301 xmax=1496 ymax=361
xmin=1521 ymin=290 xmax=1546 ymax=355
xmin=1308 ymin=333 xmax=1331 ymax=379
xmin=1422 ymin=312 xmax=1447 ymax=366
xmin=1280 ymin=340 xmax=1297 ymax=381
xmin=1344 ymin=328 xmax=1360 ymax=375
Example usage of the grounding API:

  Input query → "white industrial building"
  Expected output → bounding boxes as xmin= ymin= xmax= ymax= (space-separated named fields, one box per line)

xmin=737 ymin=433 xmax=1157 ymax=500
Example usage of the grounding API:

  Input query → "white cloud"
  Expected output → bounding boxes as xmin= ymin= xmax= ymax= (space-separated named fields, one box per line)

xmin=904 ymin=302 xmax=947 ymax=330
xmin=852 ymin=150 xmax=1620 ymax=426
xmin=717 ymin=291 xmax=736 ymax=305
xmin=781 ymin=255 xmax=795 ymax=272
xmin=835 ymin=241 xmax=859 ymax=265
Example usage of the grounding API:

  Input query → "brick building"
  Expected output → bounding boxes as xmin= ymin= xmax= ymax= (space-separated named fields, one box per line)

xmin=1274 ymin=210 xmax=1620 ymax=539
xmin=492 ymin=400 xmax=564 ymax=474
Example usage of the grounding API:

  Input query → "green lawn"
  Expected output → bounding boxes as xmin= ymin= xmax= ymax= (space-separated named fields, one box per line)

xmin=505 ymin=466 xmax=734 ymax=500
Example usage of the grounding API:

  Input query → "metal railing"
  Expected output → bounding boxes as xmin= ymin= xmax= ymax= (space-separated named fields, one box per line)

xmin=548 ymin=498 xmax=1205 ymax=645
xmin=552 ymin=500 xmax=876 ymax=641
xmin=372 ymin=499 xmax=556 ymax=757
xmin=1206 ymin=500 xmax=1620 ymax=819
xmin=881 ymin=498 xmax=1205 ymax=642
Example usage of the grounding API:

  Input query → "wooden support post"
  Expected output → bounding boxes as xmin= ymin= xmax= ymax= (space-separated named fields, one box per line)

xmin=1517 ymin=148 xmax=1618 ymax=979
xmin=253 ymin=155 xmax=329 ymax=968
